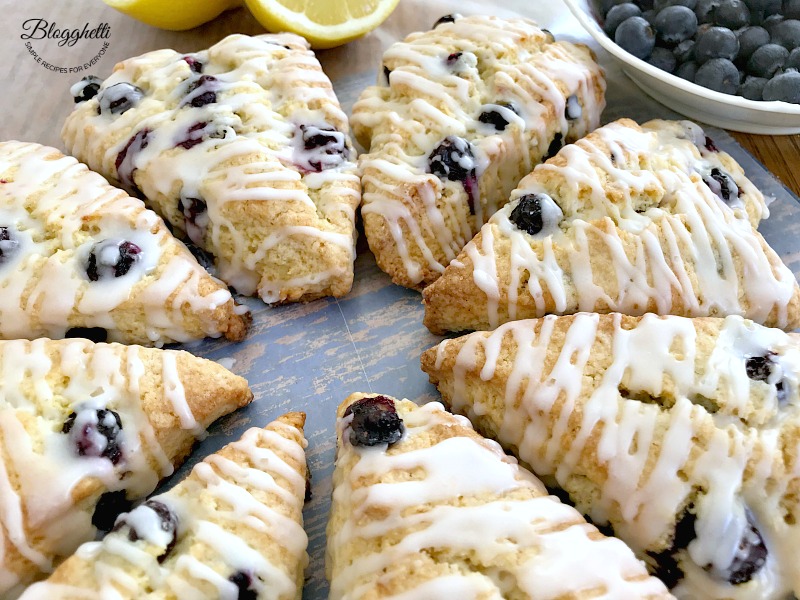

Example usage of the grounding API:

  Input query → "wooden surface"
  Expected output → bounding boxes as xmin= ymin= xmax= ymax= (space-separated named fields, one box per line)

xmin=733 ymin=132 xmax=800 ymax=198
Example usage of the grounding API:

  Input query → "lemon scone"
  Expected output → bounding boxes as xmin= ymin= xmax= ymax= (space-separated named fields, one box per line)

xmin=422 ymin=313 xmax=800 ymax=599
xmin=0 ymin=141 xmax=248 ymax=346
xmin=22 ymin=412 xmax=308 ymax=600
xmin=422 ymin=119 xmax=800 ymax=333
xmin=62 ymin=33 xmax=360 ymax=304
xmin=326 ymin=392 xmax=672 ymax=599
xmin=0 ymin=338 xmax=253 ymax=595
xmin=352 ymin=14 xmax=606 ymax=289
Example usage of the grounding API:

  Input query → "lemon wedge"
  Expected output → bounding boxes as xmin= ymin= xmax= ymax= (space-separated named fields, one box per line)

xmin=102 ymin=0 xmax=242 ymax=31
xmin=244 ymin=0 xmax=400 ymax=49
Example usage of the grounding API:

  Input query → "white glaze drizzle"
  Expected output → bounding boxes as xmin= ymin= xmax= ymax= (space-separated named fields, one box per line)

xmin=427 ymin=119 xmax=795 ymax=331
xmin=62 ymin=33 xmax=360 ymax=304
xmin=22 ymin=420 xmax=308 ymax=600
xmin=435 ymin=313 xmax=800 ymax=599
xmin=354 ymin=15 xmax=606 ymax=286
xmin=328 ymin=398 xmax=669 ymax=599
xmin=0 ymin=339 xmax=216 ymax=595
xmin=0 ymin=141 xmax=239 ymax=346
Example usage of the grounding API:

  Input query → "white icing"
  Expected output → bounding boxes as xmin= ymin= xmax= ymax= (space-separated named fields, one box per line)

xmin=328 ymin=398 xmax=668 ymax=599
xmin=435 ymin=313 xmax=800 ymax=599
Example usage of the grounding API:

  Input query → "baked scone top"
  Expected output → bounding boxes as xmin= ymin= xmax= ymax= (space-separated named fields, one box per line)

xmin=352 ymin=14 xmax=605 ymax=287
xmin=422 ymin=313 xmax=800 ymax=598
xmin=422 ymin=118 xmax=800 ymax=332
xmin=21 ymin=414 xmax=307 ymax=600
xmin=0 ymin=338 xmax=252 ymax=594
xmin=327 ymin=393 xmax=671 ymax=599
xmin=62 ymin=33 xmax=360 ymax=303
xmin=0 ymin=141 xmax=248 ymax=345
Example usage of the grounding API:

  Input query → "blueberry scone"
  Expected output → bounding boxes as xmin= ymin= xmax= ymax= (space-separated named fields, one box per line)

xmin=423 ymin=119 xmax=800 ymax=333
xmin=22 ymin=412 xmax=308 ymax=600
xmin=422 ymin=313 xmax=800 ymax=598
xmin=0 ymin=141 xmax=248 ymax=346
xmin=352 ymin=14 xmax=606 ymax=289
xmin=62 ymin=33 xmax=360 ymax=304
xmin=326 ymin=392 xmax=672 ymax=599
xmin=0 ymin=338 xmax=253 ymax=595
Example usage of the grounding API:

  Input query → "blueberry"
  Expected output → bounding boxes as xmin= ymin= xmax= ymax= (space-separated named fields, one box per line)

xmin=714 ymin=0 xmax=751 ymax=29
xmin=771 ymin=19 xmax=800 ymax=50
xmin=86 ymin=240 xmax=142 ymax=281
xmin=446 ymin=52 xmax=463 ymax=67
xmin=695 ymin=57 xmax=741 ymax=92
xmin=655 ymin=0 xmax=698 ymax=9
xmin=429 ymin=136 xmax=476 ymax=183
xmin=695 ymin=26 xmax=740 ymax=63
xmin=677 ymin=60 xmax=700 ymax=79
xmin=0 ymin=227 xmax=19 ymax=265
xmin=736 ymin=26 xmax=770 ymax=64
xmin=115 ymin=128 xmax=151 ymax=191
xmin=478 ymin=102 xmax=520 ymax=131
xmin=65 ymin=327 xmax=109 ymax=343
xmin=605 ymin=3 xmax=642 ymax=35
xmin=601 ymin=0 xmax=632 ymax=15
xmin=763 ymin=70 xmax=800 ymax=101
xmin=721 ymin=509 xmax=768 ymax=584
xmin=545 ymin=133 xmax=564 ymax=159
xmin=695 ymin=0 xmax=721 ymax=23
xmin=509 ymin=193 xmax=562 ymax=236
xmin=98 ymin=82 xmax=143 ymax=116
xmin=383 ymin=65 xmax=392 ymax=84
xmin=744 ymin=0 xmax=781 ymax=12
xmin=92 ymin=491 xmax=132 ymax=532
xmin=739 ymin=75 xmax=769 ymax=98
xmin=762 ymin=14 xmax=785 ymax=35
xmin=745 ymin=354 xmax=774 ymax=380
xmin=703 ymin=166 xmax=740 ymax=201
xmin=297 ymin=124 xmax=348 ymax=172
xmin=71 ymin=75 xmax=102 ymax=103
xmin=674 ymin=39 xmax=697 ymax=62
xmin=704 ymin=135 xmax=719 ymax=151
xmin=615 ymin=16 xmax=657 ymax=59
xmin=344 ymin=395 xmax=404 ymax=447
xmin=183 ymin=75 xmax=218 ymax=108
xmin=229 ymin=570 xmax=260 ymax=600
xmin=655 ymin=5 xmax=699 ymax=44
xmin=648 ymin=46 xmax=679 ymax=71
xmin=643 ymin=8 xmax=658 ymax=24
xmin=648 ymin=508 xmax=697 ymax=588
xmin=113 ymin=500 xmax=178 ymax=563
xmin=786 ymin=0 xmax=800 ymax=19
xmin=788 ymin=47 xmax=800 ymax=69
xmin=182 ymin=55 xmax=204 ymax=73
xmin=178 ymin=196 xmax=208 ymax=245
xmin=433 ymin=14 xmax=460 ymax=27
xmin=565 ymin=94 xmax=582 ymax=120
xmin=748 ymin=43 xmax=790 ymax=76
xmin=63 ymin=409 xmax=123 ymax=464
xmin=174 ymin=121 xmax=225 ymax=150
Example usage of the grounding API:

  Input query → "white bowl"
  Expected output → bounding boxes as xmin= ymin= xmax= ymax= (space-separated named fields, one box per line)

xmin=562 ymin=0 xmax=800 ymax=134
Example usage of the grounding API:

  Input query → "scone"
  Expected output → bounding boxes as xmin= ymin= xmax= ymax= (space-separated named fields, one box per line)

xmin=352 ymin=14 xmax=606 ymax=289
xmin=326 ymin=392 xmax=672 ymax=599
xmin=0 ymin=141 xmax=248 ymax=346
xmin=421 ymin=313 xmax=800 ymax=599
xmin=0 ymin=338 xmax=253 ymax=595
xmin=21 ymin=413 xmax=308 ymax=600
xmin=422 ymin=119 xmax=800 ymax=333
xmin=62 ymin=33 xmax=360 ymax=304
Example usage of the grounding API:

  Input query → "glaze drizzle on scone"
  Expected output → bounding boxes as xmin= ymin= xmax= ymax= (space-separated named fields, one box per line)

xmin=0 ymin=338 xmax=252 ymax=595
xmin=0 ymin=141 xmax=248 ymax=346
xmin=421 ymin=313 xmax=800 ymax=599
xmin=21 ymin=414 xmax=308 ymax=600
xmin=62 ymin=33 xmax=360 ymax=304
xmin=423 ymin=119 xmax=800 ymax=332
xmin=326 ymin=393 xmax=672 ymax=599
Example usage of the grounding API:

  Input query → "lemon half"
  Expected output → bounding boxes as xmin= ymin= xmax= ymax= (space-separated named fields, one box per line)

xmin=244 ymin=0 xmax=401 ymax=49
xmin=103 ymin=0 xmax=242 ymax=31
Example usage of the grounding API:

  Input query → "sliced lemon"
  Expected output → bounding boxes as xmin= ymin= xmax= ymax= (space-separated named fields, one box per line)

xmin=102 ymin=0 xmax=242 ymax=31
xmin=244 ymin=0 xmax=400 ymax=49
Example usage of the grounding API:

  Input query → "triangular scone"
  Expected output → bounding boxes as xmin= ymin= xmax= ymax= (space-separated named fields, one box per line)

xmin=326 ymin=392 xmax=671 ymax=599
xmin=0 ymin=338 xmax=253 ymax=595
xmin=352 ymin=15 xmax=605 ymax=289
xmin=62 ymin=33 xmax=360 ymax=304
xmin=21 ymin=413 xmax=308 ymax=600
xmin=423 ymin=119 xmax=800 ymax=333
xmin=0 ymin=141 xmax=248 ymax=346
xmin=422 ymin=313 xmax=800 ymax=598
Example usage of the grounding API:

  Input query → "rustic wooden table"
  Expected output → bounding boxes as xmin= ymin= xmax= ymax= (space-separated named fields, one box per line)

xmin=733 ymin=133 xmax=800 ymax=198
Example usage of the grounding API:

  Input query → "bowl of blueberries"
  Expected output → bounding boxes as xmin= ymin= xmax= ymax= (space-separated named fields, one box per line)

xmin=562 ymin=0 xmax=800 ymax=133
